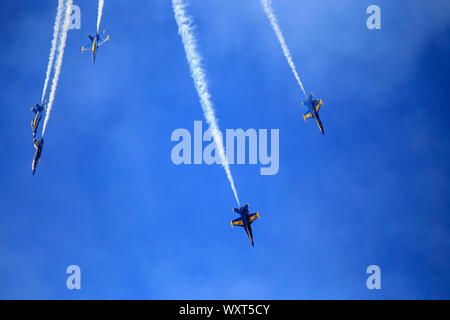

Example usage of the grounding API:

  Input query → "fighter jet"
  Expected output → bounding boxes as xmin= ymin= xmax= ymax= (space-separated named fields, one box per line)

xmin=81 ymin=30 xmax=110 ymax=63
xmin=32 ymin=138 xmax=44 ymax=176
xmin=230 ymin=203 xmax=260 ymax=247
xmin=302 ymin=93 xmax=325 ymax=135
xmin=31 ymin=102 xmax=46 ymax=137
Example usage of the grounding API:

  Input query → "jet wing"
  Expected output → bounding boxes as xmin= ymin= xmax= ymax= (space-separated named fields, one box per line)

xmin=230 ymin=218 xmax=244 ymax=227
xmin=314 ymin=99 xmax=323 ymax=112
xmin=303 ymin=112 xmax=313 ymax=121
xmin=98 ymin=35 xmax=110 ymax=47
xmin=81 ymin=45 xmax=92 ymax=53
xmin=248 ymin=212 xmax=260 ymax=224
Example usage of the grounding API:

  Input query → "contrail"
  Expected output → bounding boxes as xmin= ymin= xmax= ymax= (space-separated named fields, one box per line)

xmin=96 ymin=0 xmax=104 ymax=34
xmin=172 ymin=0 xmax=240 ymax=206
xmin=41 ymin=0 xmax=64 ymax=104
xmin=42 ymin=0 xmax=73 ymax=137
xmin=261 ymin=0 xmax=307 ymax=98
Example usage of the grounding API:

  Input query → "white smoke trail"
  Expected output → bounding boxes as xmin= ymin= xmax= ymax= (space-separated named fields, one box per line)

xmin=41 ymin=0 xmax=64 ymax=104
xmin=261 ymin=0 xmax=307 ymax=98
xmin=96 ymin=0 xmax=104 ymax=34
xmin=42 ymin=0 xmax=73 ymax=137
xmin=172 ymin=0 xmax=240 ymax=206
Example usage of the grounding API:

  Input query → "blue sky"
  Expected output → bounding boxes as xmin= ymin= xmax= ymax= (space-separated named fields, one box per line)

xmin=0 ymin=0 xmax=449 ymax=299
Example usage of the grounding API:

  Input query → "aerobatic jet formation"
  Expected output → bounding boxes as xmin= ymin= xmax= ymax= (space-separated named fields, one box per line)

xmin=81 ymin=30 xmax=110 ymax=64
xmin=31 ymin=138 xmax=44 ymax=176
xmin=31 ymin=102 xmax=46 ymax=138
xmin=302 ymin=93 xmax=325 ymax=135
xmin=230 ymin=203 xmax=260 ymax=247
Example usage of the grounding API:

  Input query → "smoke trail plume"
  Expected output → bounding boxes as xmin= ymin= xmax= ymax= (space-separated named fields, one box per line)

xmin=42 ymin=0 xmax=73 ymax=137
xmin=41 ymin=0 xmax=64 ymax=104
xmin=261 ymin=0 xmax=307 ymax=98
xmin=96 ymin=0 xmax=104 ymax=33
xmin=172 ymin=0 xmax=240 ymax=206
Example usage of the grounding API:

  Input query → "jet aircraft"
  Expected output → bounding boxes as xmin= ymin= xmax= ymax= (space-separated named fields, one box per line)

xmin=81 ymin=30 xmax=110 ymax=63
xmin=302 ymin=93 xmax=325 ymax=135
xmin=32 ymin=138 xmax=44 ymax=176
xmin=31 ymin=102 xmax=46 ymax=137
xmin=230 ymin=203 xmax=260 ymax=247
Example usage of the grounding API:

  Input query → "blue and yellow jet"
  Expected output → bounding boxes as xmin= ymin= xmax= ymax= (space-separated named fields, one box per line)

xmin=230 ymin=203 xmax=260 ymax=247
xmin=81 ymin=30 xmax=110 ymax=64
xmin=302 ymin=93 xmax=325 ymax=135
xmin=31 ymin=102 xmax=46 ymax=138
xmin=32 ymin=138 xmax=44 ymax=176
